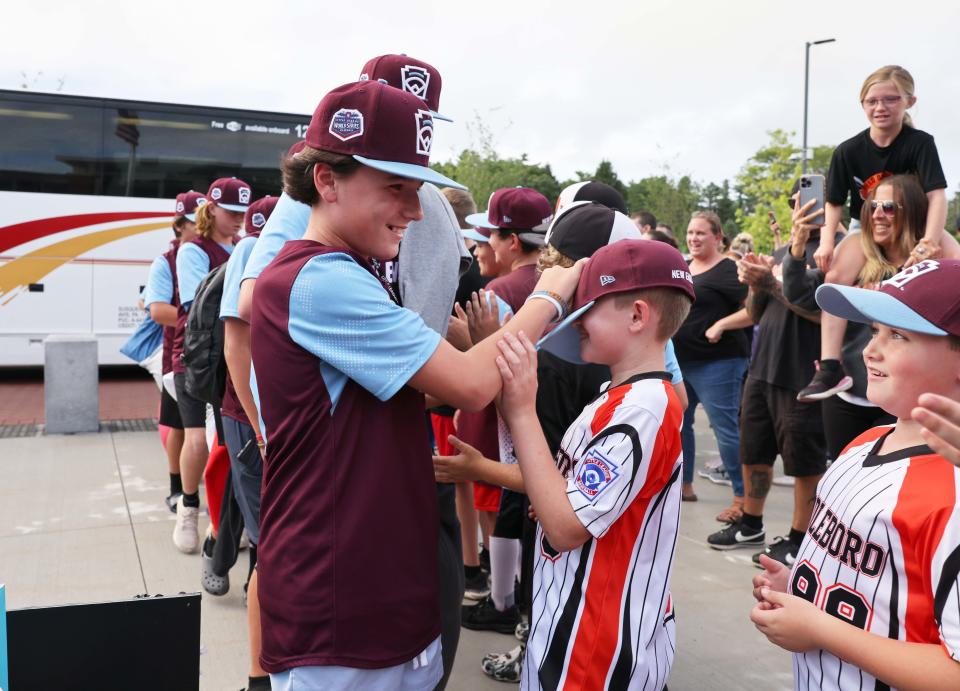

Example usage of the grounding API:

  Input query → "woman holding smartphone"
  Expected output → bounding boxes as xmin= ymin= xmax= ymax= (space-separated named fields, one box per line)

xmin=798 ymin=65 xmax=948 ymax=402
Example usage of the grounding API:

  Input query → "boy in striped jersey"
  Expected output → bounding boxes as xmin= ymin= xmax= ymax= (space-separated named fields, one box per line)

xmin=752 ymin=259 xmax=960 ymax=690
xmin=494 ymin=239 xmax=695 ymax=690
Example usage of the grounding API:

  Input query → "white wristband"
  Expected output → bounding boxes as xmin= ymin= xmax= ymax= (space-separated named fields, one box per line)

xmin=525 ymin=292 xmax=565 ymax=323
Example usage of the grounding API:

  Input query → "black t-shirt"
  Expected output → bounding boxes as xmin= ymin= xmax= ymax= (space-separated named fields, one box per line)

xmin=748 ymin=232 xmax=841 ymax=391
xmin=826 ymin=126 xmax=946 ymax=221
xmin=535 ymin=350 xmax=610 ymax=456
xmin=674 ymin=258 xmax=749 ymax=364
xmin=454 ymin=247 xmax=492 ymax=309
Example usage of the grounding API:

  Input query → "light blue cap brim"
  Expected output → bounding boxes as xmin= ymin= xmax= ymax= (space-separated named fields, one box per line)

xmin=465 ymin=211 xmax=499 ymax=229
xmin=431 ymin=110 xmax=454 ymax=123
xmin=217 ymin=203 xmax=249 ymax=213
xmin=535 ymin=300 xmax=596 ymax=364
xmin=461 ymin=228 xmax=490 ymax=243
xmin=352 ymin=155 xmax=466 ymax=190
xmin=184 ymin=213 xmax=197 ymax=222
xmin=815 ymin=284 xmax=946 ymax=336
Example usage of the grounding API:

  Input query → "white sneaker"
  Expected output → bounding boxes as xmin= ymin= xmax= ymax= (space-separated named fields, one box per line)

xmin=173 ymin=496 xmax=200 ymax=554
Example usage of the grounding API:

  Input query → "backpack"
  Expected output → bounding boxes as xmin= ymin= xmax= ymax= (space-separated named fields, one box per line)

xmin=182 ymin=263 xmax=228 ymax=404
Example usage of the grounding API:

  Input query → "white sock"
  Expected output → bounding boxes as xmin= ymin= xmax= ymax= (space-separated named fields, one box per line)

xmin=490 ymin=536 xmax=521 ymax=611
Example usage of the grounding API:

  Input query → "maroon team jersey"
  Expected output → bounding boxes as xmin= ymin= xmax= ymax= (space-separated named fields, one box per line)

xmin=250 ymin=240 xmax=440 ymax=673
xmin=171 ymin=236 xmax=231 ymax=375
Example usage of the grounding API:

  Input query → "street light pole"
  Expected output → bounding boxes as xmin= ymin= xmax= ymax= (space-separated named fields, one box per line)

xmin=802 ymin=38 xmax=836 ymax=174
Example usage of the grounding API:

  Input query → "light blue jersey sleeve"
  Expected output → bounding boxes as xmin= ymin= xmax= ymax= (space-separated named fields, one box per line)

xmin=240 ymin=192 xmax=311 ymax=283
xmin=175 ymin=243 xmax=210 ymax=308
xmin=664 ymin=339 xmax=682 ymax=384
xmin=288 ymin=253 xmax=441 ymax=404
xmin=143 ymin=256 xmax=173 ymax=308
xmin=220 ymin=236 xmax=257 ymax=320
xmin=494 ymin=295 xmax=513 ymax=324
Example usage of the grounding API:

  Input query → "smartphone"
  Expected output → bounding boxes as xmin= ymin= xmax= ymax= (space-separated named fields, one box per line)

xmin=798 ymin=174 xmax=825 ymax=225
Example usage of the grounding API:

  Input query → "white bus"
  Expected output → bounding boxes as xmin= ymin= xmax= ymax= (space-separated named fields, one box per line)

xmin=0 ymin=89 xmax=308 ymax=366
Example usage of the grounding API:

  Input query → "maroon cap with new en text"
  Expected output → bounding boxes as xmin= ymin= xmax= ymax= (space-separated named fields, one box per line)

xmin=207 ymin=177 xmax=253 ymax=213
xmin=574 ymin=239 xmax=696 ymax=309
xmin=359 ymin=54 xmax=451 ymax=122
xmin=303 ymin=80 xmax=464 ymax=190
xmin=244 ymin=195 xmax=279 ymax=236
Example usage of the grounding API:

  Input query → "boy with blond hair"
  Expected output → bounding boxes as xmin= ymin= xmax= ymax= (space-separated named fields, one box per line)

xmin=752 ymin=259 xmax=960 ymax=690
xmin=494 ymin=239 xmax=694 ymax=690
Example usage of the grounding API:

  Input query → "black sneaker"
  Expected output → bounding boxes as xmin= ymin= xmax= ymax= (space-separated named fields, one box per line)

xmin=707 ymin=521 xmax=765 ymax=550
xmin=462 ymin=596 xmax=520 ymax=634
xmin=752 ymin=536 xmax=798 ymax=569
xmin=479 ymin=546 xmax=491 ymax=574
xmin=796 ymin=360 xmax=853 ymax=402
xmin=464 ymin=571 xmax=491 ymax=601
xmin=164 ymin=491 xmax=182 ymax=513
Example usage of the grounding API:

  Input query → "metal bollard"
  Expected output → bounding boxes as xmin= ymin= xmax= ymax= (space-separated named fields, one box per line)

xmin=43 ymin=335 xmax=99 ymax=434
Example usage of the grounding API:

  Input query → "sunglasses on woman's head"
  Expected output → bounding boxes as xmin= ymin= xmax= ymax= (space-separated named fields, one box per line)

xmin=869 ymin=200 xmax=901 ymax=215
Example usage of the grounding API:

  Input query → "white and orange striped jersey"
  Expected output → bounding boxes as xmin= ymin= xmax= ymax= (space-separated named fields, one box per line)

xmin=523 ymin=371 xmax=683 ymax=691
xmin=791 ymin=425 xmax=960 ymax=691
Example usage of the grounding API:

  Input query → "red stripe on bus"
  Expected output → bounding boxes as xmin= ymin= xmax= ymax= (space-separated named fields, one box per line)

xmin=0 ymin=212 xmax=171 ymax=254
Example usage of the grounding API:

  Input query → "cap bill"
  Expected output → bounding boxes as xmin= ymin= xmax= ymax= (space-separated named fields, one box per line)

xmin=217 ymin=203 xmax=249 ymax=213
xmin=461 ymin=228 xmax=490 ymax=243
xmin=815 ymin=284 xmax=946 ymax=336
xmin=535 ymin=300 xmax=596 ymax=364
xmin=465 ymin=211 xmax=498 ymax=229
xmin=352 ymin=155 xmax=467 ymax=191
xmin=184 ymin=213 xmax=197 ymax=222
xmin=431 ymin=109 xmax=454 ymax=123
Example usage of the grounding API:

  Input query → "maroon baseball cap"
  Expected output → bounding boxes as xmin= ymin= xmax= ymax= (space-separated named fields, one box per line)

xmin=538 ymin=239 xmax=695 ymax=363
xmin=466 ymin=187 xmax=554 ymax=245
xmin=304 ymin=80 xmax=465 ymax=190
xmin=816 ymin=259 xmax=960 ymax=337
xmin=174 ymin=191 xmax=207 ymax=222
xmin=207 ymin=177 xmax=252 ymax=213
xmin=244 ymin=195 xmax=279 ymax=236
xmin=359 ymin=54 xmax=452 ymax=122
xmin=287 ymin=140 xmax=307 ymax=158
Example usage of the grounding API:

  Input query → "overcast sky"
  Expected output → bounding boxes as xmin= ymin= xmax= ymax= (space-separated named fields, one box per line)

xmin=4 ymin=0 xmax=959 ymax=191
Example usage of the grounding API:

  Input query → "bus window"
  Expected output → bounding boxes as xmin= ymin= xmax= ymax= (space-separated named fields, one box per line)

xmin=0 ymin=96 xmax=103 ymax=195
xmin=237 ymin=117 xmax=309 ymax=197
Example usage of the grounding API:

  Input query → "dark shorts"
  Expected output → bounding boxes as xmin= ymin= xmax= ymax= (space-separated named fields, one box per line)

xmin=739 ymin=376 xmax=827 ymax=477
xmin=493 ymin=487 xmax=525 ymax=539
xmin=158 ymin=387 xmax=183 ymax=429
xmin=173 ymin=372 xmax=207 ymax=429
xmin=221 ymin=415 xmax=262 ymax=545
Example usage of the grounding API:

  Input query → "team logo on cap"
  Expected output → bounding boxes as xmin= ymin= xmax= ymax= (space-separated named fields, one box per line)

xmin=238 ymin=187 xmax=251 ymax=204
xmin=211 ymin=188 xmax=222 ymax=201
xmin=575 ymin=448 xmax=620 ymax=502
xmin=196 ymin=197 xmax=207 ymax=207
xmin=329 ymin=108 xmax=364 ymax=141
xmin=600 ymin=274 xmax=616 ymax=286
xmin=251 ymin=212 xmax=266 ymax=228
xmin=359 ymin=73 xmax=370 ymax=81
xmin=883 ymin=259 xmax=939 ymax=289
xmin=415 ymin=109 xmax=433 ymax=156
xmin=401 ymin=65 xmax=431 ymax=99
xmin=175 ymin=201 xmax=185 ymax=214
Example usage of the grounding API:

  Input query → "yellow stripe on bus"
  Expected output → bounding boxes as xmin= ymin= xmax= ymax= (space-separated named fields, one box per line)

xmin=0 ymin=221 xmax=169 ymax=305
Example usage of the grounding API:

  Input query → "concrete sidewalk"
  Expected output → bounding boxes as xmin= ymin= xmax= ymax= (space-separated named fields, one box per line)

xmin=0 ymin=423 xmax=795 ymax=690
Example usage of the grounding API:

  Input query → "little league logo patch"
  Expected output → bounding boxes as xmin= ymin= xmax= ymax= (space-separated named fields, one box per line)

xmin=401 ymin=65 xmax=431 ymax=99
xmin=210 ymin=187 xmax=222 ymax=201
xmin=574 ymin=448 xmax=620 ymax=502
xmin=415 ymin=109 xmax=433 ymax=156
xmin=175 ymin=201 xmax=185 ymax=213
xmin=251 ymin=212 xmax=266 ymax=228
xmin=196 ymin=197 xmax=207 ymax=207
xmin=238 ymin=187 xmax=251 ymax=204
xmin=329 ymin=108 xmax=364 ymax=142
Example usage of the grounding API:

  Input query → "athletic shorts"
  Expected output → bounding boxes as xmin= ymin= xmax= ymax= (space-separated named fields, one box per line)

xmin=173 ymin=372 xmax=207 ymax=429
xmin=474 ymin=481 xmax=502 ymax=513
xmin=158 ymin=387 xmax=183 ymax=429
xmin=222 ymin=415 xmax=262 ymax=545
xmin=493 ymin=488 xmax=525 ymax=539
xmin=739 ymin=376 xmax=827 ymax=477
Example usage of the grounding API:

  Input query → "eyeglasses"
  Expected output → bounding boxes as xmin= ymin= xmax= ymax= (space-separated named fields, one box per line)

xmin=862 ymin=95 xmax=903 ymax=108
xmin=869 ymin=200 xmax=901 ymax=215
